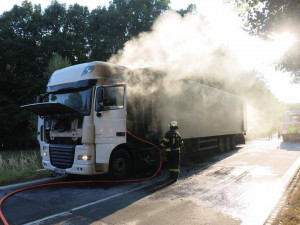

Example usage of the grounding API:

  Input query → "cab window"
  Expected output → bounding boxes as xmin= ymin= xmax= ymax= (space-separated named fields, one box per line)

xmin=103 ymin=86 xmax=124 ymax=110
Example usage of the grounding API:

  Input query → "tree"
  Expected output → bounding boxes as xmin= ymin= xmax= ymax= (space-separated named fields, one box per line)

xmin=41 ymin=1 xmax=68 ymax=64
xmin=0 ymin=1 xmax=45 ymax=149
xmin=177 ymin=4 xmax=197 ymax=17
xmin=44 ymin=54 xmax=71 ymax=79
xmin=88 ymin=0 xmax=170 ymax=61
xmin=229 ymin=0 xmax=300 ymax=83
xmin=64 ymin=4 xmax=89 ymax=63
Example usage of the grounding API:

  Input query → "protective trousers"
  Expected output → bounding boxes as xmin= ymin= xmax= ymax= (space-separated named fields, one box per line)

xmin=167 ymin=150 xmax=180 ymax=180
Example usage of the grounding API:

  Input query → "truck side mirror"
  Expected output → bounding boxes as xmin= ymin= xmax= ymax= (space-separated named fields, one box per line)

xmin=96 ymin=87 xmax=104 ymax=112
xmin=36 ymin=95 xmax=43 ymax=103
xmin=96 ymin=102 xmax=103 ymax=112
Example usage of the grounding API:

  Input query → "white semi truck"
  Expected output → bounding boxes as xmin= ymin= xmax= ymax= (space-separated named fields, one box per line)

xmin=22 ymin=61 xmax=247 ymax=178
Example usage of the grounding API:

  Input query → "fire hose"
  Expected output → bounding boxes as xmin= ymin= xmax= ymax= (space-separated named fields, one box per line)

xmin=0 ymin=129 xmax=162 ymax=225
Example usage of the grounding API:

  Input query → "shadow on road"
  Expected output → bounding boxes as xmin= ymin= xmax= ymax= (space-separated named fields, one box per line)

xmin=179 ymin=147 xmax=242 ymax=179
xmin=280 ymin=141 xmax=300 ymax=151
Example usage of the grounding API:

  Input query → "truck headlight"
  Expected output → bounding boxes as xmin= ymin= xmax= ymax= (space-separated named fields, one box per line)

xmin=78 ymin=155 xmax=91 ymax=161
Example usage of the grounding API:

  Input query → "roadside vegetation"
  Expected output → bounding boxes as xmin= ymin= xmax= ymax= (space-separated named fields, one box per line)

xmin=272 ymin=169 xmax=300 ymax=225
xmin=0 ymin=149 xmax=53 ymax=186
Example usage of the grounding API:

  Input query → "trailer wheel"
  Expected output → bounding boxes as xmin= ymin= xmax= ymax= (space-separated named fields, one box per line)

xmin=218 ymin=137 xmax=225 ymax=152
xmin=225 ymin=136 xmax=231 ymax=151
xmin=109 ymin=148 xmax=132 ymax=179
xmin=231 ymin=135 xmax=237 ymax=150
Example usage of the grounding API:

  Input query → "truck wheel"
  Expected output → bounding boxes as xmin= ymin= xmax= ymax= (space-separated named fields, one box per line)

xmin=231 ymin=135 xmax=237 ymax=150
xmin=218 ymin=137 xmax=225 ymax=152
xmin=225 ymin=136 xmax=231 ymax=151
xmin=109 ymin=148 xmax=132 ymax=179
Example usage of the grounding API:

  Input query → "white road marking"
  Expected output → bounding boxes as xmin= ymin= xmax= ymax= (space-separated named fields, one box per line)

xmin=24 ymin=183 xmax=151 ymax=225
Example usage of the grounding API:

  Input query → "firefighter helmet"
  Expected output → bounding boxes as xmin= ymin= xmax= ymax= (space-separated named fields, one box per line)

xmin=169 ymin=121 xmax=178 ymax=129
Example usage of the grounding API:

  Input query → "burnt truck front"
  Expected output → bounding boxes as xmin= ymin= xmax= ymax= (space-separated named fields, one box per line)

xmin=22 ymin=62 xmax=128 ymax=175
xmin=281 ymin=111 xmax=300 ymax=142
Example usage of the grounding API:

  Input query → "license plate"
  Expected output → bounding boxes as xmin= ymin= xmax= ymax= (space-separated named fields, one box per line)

xmin=54 ymin=168 xmax=66 ymax=174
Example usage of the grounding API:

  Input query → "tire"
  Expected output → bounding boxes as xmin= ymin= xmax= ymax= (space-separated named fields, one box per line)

xmin=225 ymin=136 xmax=231 ymax=151
xmin=109 ymin=148 xmax=132 ymax=179
xmin=231 ymin=135 xmax=237 ymax=150
xmin=218 ymin=136 xmax=225 ymax=153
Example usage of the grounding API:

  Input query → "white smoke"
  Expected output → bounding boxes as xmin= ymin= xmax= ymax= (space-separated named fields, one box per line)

xmin=109 ymin=1 xmax=292 ymax=136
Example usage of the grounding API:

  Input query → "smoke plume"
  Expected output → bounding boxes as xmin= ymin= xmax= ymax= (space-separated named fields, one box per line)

xmin=109 ymin=1 xmax=286 ymax=137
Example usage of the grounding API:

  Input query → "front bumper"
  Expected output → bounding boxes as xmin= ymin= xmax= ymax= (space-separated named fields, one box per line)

xmin=42 ymin=160 xmax=109 ymax=175
xmin=41 ymin=144 xmax=109 ymax=175
xmin=282 ymin=133 xmax=300 ymax=141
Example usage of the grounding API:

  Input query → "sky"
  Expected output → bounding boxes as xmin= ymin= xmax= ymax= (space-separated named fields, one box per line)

xmin=1 ymin=0 xmax=300 ymax=104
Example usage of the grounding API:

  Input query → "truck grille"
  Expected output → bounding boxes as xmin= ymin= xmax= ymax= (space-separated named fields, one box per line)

xmin=50 ymin=144 xmax=75 ymax=169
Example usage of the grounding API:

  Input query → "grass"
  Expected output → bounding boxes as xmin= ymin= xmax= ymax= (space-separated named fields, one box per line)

xmin=0 ymin=149 xmax=53 ymax=186
xmin=272 ymin=169 xmax=300 ymax=225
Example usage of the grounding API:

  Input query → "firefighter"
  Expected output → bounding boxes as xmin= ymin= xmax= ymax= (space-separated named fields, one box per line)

xmin=290 ymin=126 xmax=297 ymax=142
xmin=161 ymin=121 xmax=183 ymax=181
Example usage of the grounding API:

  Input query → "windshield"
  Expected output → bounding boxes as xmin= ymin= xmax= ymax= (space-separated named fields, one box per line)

xmin=282 ymin=114 xmax=300 ymax=123
xmin=49 ymin=88 xmax=92 ymax=116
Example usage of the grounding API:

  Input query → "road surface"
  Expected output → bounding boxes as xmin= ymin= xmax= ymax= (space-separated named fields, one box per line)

xmin=1 ymin=137 xmax=300 ymax=225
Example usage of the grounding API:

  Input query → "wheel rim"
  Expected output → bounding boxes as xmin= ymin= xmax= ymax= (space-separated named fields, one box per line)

xmin=112 ymin=154 xmax=129 ymax=176
xmin=114 ymin=158 xmax=127 ymax=174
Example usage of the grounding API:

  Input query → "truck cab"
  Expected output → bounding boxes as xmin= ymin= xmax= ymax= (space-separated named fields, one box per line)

xmin=22 ymin=62 xmax=130 ymax=177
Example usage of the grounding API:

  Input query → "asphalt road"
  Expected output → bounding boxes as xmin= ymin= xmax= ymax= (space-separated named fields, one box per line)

xmin=1 ymin=137 xmax=300 ymax=225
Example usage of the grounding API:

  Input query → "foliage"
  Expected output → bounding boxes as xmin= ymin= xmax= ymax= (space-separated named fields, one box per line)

xmin=87 ymin=0 xmax=170 ymax=61
xmin=286 ymin=103 xmax=300 ymax=111
xmin=177 ymin=4 xmax=197 ymax=17
xmin=0 ymin=1 xmax=45 ymax=149
xmin=45 ymin=54 xmax=71 ymax=79
xmin=229 ymin=0 xmax=300 ymax=82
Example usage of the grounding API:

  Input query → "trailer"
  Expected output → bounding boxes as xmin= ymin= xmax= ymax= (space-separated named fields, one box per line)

xmin=22 ymin=61 xmax=246 ymax=178
xmin=280 ymin=111 xmax=300 ymax=142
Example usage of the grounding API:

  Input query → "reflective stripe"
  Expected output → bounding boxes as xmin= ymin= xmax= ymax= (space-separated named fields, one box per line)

xmin=163 ymin=137 xmax=169 ymax=142
xmin=169 ymin=168 xmax=180 ymax=172
xmin=165 ymin=148 xmax=180 ymax=152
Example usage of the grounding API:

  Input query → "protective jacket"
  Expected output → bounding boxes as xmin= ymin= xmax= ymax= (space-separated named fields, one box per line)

xmin=161 ymin=130 xmax=183 ymax=151
xmin=161 ymin=129 xmax=183 ymax=180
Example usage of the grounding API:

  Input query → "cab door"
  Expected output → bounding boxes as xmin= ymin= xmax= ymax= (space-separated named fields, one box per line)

xmin=94 ymin=84 xmax=127 ymax=164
